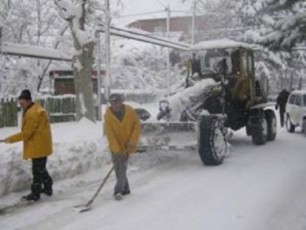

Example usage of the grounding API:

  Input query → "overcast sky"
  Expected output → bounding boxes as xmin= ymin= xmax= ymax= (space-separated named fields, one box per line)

xmin=112 ymin=0 xmax=192 ymax=26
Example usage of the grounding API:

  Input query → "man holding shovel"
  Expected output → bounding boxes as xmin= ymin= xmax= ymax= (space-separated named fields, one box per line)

xmin=104 ymin=93 xmax=141 ymax=200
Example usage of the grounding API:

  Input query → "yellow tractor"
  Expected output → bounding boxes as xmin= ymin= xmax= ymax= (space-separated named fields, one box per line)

xmin=140 ymin=39 xmax=277 ymax=166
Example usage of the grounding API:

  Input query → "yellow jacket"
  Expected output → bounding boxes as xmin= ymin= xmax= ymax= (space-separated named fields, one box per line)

xmin=104 ymin=105 xmax=141 ymax=154
xmin=6 ymin=103 xmax=53 ymax=160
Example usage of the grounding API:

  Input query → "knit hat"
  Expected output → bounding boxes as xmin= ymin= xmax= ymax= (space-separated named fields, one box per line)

xmin=108 ymin=93 xmax=123 ymax=102
xmin=18 ymin=89 xmax=32 ymax=101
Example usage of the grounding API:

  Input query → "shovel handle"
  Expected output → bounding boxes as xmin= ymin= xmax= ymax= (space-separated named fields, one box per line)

xmin=83 ymin=165 xmax=114 ymax=207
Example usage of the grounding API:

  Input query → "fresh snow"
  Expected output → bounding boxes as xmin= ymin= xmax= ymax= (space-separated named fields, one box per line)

xmin=1 ymin=120 xmax=306 ymax=230
xmin=0 ymin=118 xmax=105 ymax=198
xmin=78 ymin=93 xmax=87 ymax=115
xmin=0 ymin=42 xmax=72 ymax=61
xmin=193 ymin=39 xmax=254 ymax=51
xmin=167 ymin=78 xmax=217 ymax=121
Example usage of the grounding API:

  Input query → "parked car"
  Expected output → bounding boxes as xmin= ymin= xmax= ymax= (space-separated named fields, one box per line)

xmin=285 ymin=90 xmax=306 ymax=135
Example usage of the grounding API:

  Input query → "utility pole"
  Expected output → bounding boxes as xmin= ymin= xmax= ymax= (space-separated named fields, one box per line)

xmin=96 ymin=31 xmax=102 ymax=120
xmin=105 ymin=0 xmax=111 ymax=101
xmin=191 ymin=0 xmax=196 ymax=45
xmin=0 ymin=27 xmax=2 ymax=51
xmin=166 ymin=6 xmax=171 ymax=98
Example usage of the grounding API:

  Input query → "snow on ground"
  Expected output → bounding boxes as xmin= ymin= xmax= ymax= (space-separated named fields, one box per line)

xmin=0 ymin=118 xmax=107 ymax=197
xmin=1 ymin=111 xmax=306 ymax=230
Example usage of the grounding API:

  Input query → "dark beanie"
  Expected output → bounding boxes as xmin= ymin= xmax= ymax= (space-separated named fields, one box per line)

xmin=18 ymin=89 xmax=32 ymax=101
xmin=108 ymin=93 xmax=123 ymax=102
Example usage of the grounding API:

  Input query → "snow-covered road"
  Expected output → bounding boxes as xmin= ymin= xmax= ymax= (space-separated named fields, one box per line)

xmin=1 ymin=127 xmax=306 ymax=230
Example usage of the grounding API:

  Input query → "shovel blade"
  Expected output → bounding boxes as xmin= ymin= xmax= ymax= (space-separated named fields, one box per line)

xmin=78 ymin=205 xmax=92 ymax=213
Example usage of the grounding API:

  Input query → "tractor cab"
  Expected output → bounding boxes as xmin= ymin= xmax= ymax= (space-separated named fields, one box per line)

xmin=186 ymin=39 xmax=267 ymax=130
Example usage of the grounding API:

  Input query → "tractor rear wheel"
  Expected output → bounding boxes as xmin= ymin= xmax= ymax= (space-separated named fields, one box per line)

xmin=198 ymin=115 xmax=227 ymax=166
xmin=302 ymin=119 xmax=306 ymax=136
xmin=265 ymin=109 xmax=277 ymax=141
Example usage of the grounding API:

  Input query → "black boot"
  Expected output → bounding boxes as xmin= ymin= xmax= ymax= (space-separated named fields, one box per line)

xmin=23 ymin=183 xmax=41 ymax=201
xmin=122 ymin=190 xmax=131 ymax=196
xmin=42 ymin=177 xmax=53 ymax=196
xmin=22 ymin=193 xmax=40 ymax=202
xmin=42 ymin=183 xmax=53 ymax=196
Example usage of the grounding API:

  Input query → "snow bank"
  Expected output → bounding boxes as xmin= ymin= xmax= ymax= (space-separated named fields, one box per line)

xmin=0 ymin=119 xmax=108 ymax=197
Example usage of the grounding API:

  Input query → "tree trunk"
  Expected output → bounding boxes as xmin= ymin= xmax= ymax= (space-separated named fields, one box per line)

xmin=54 ymin=0 xmax=96 ymax=122
xmin=75 ymin=44 xmax=95 ymax=122
xmin=71 ymin=32 xmax=96 ymax=122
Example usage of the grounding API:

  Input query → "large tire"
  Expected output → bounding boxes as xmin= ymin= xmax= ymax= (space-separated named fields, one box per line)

xmin=249 ymin=109 xmax=267 ymax=145
xmin=286 ymin=114 xmax=295 ymax=133
xmin=198 ymin=115 xmax=227 ymax=166
xmin=302 ymin=119 xmax=306 ymax=136
xmin=265 ymin=109 xmax=277 ymax=141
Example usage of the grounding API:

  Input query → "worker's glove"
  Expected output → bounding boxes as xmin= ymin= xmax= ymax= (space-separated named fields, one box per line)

xmin=126 ymin=142 xmax=136 ymax=155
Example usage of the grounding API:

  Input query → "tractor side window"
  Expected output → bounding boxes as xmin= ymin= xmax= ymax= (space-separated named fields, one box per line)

xmin=231 ymin=50 xmax=240 ymax=74
xmin=242 ymin=52 xmax=248 ymax=76
xmin=247 ymin=54 xmax=253 ymax=75
xmin=303 ymin=94 xmax=306 ymax=107
xmin=288 ymin=94 xmax=296 ymax=104
xmin=295 ymin=94 xmax=302 ymax=106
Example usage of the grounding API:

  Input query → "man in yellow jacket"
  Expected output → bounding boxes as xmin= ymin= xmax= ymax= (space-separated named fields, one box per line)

xmin=104 ymin=93 xmax=141 ymax=200
xmin=1 ymin=89 xmax=53 ymax=202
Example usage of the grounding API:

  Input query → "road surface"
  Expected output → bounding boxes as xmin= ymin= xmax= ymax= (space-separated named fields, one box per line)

xmin=1 ymin=127 xmax=306 ymax=230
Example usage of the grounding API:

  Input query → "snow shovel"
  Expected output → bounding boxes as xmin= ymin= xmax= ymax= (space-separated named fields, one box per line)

xmin=76 ymin=165 xmax=114 ymax=213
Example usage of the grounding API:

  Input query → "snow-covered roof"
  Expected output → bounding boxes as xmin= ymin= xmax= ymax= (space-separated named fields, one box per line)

xmin=192 ymin=39 xmax=254 ymax=51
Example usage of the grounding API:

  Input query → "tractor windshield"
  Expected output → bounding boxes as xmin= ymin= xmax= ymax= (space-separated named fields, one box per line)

xmin=193 ymin=49 xmax=240 ymax=77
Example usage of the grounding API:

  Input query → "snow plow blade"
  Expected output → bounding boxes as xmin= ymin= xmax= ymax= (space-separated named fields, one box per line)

xmin=138 ymin=122 xmax=198 ymax=151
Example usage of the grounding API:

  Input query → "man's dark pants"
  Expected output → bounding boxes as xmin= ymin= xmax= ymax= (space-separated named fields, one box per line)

xmin=279 ymin=109 xmax=285 ymax=127
xmin=31 ymin=157 xmax=53 ymax=197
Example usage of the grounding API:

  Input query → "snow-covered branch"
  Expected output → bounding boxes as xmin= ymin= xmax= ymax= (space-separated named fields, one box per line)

xmin=54 ymin=0 xmax=94 ymax=47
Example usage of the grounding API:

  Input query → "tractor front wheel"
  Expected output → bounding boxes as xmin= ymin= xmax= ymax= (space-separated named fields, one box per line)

xmin=198 ymin=114 xmax=227 ymax=166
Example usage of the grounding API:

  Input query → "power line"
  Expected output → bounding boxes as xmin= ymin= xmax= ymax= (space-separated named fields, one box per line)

xmin=155 ymin=0 xmax=167 ymax=8
xmin=114 ymin=10 xmax=164 ymax=18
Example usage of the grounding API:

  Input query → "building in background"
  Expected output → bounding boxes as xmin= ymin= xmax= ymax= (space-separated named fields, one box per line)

xmin=49 ymin=67 xmax=105 ymax=96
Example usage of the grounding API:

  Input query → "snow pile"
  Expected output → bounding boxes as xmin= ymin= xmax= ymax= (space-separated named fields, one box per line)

xmin=168 ymin=78 xmax=217 ymax=121
xmin=0 ymin=119 xmax=108 ymax=197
